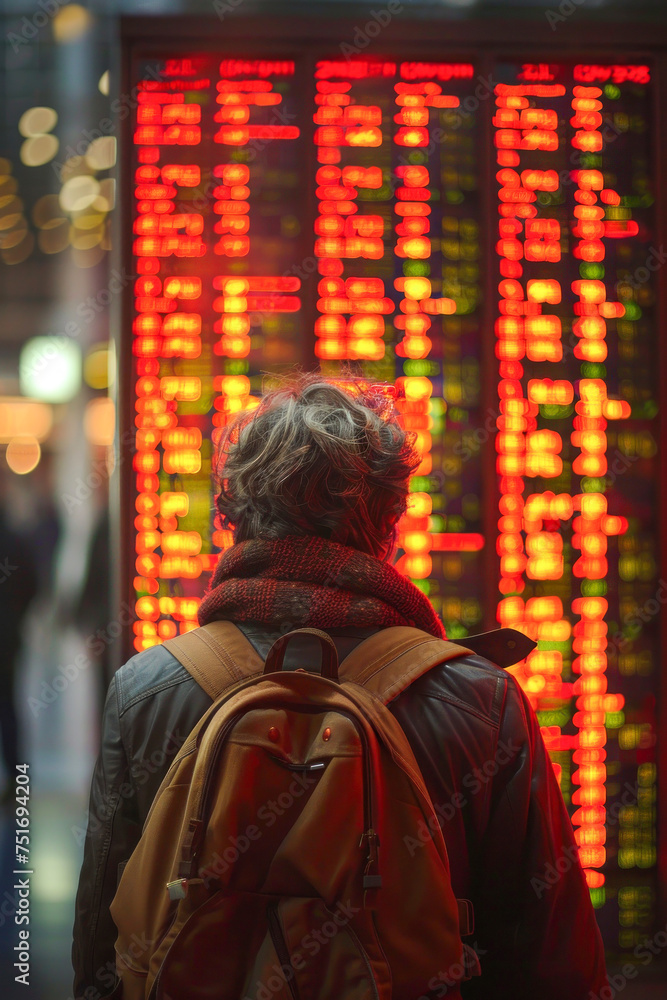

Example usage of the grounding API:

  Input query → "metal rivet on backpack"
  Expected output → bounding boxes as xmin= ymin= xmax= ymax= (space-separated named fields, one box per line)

xmin=268 ymin=727 xmax=280 ymax=742
xmin=322 ymin=728 xmax=331 ymax=742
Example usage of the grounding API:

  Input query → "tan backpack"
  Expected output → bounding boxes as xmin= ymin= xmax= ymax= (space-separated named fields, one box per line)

xmin=110 ymin=621 xmax=529 ymax=999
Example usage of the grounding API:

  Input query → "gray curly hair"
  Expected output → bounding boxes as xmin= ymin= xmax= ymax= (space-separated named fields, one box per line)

xmin=213 ymin=369 xmax=420 ymax=560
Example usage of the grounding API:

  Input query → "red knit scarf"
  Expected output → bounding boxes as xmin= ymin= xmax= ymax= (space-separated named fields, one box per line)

xmin=198 ymin=535 xmax=446 ymax=639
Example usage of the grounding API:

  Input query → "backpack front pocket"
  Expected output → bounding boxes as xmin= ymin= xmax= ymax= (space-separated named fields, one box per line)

xmin=149 ymin=889 xmax=386 ymax=1000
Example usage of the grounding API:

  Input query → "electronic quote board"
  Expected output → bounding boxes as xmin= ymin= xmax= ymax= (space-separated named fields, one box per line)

xmin=120 ymin=21 xmax=663 ymax=961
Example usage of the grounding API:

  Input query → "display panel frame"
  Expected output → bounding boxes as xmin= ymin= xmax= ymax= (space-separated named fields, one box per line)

xmin=117 ymin=13 xmax=667 ymax=957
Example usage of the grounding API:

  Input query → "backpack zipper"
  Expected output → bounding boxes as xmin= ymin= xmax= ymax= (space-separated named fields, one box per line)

xmin=344 ymin=922 xmax=381 ymax=1000
xmin=266 ymin=904 xmax=381 ymax=1000
xmin=148 ymin=895 xmax=380 ymax=1000
xmin=266 ymin=902 xmax=300 ymax=1000
xmin=154 ymin=701 xmax=380 ymax=998
xmin=267 ymin=755 xmax=327 ymax=772
xmin=176 ymin=710 xmax=244 ymax=880
xmin=183 ymin=703 xmax=379 ymax=899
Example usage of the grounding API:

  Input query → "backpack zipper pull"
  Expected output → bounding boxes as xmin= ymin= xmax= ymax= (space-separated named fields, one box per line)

xmin=166 ymin=878 xmax=189 ymax=900
xmin=361 ymin=828 xmax=382 ymax=896
xmin=166 ymin=876 xmax=205 ymax=900
xmin=177 ymin=818 xmax=203 ymax=880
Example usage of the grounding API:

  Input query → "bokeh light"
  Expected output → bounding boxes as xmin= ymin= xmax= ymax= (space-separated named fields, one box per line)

xmin=84 ymin=342 xmax=115 ymax=389
xmin=84 ymin=397 xmax=115 ymax=446
xmin=60 ymin=175 xmax=100 ymax=212
xmin=20 ymin=134 xmax=59 ymax=167
xmin=18 ymin=107 xmax=58 ymax=138
xmin=5 ymin=436 xmax=41 ymax=475
xmin=0 ymin=399 xmax=53 ymax=442
xmin=52 ymin=4 xmax=93 ymax=45
xmin=85 ymin=137 xmax=116 ymax=171
xmin=19 ymin=336 xmax=82 ymax=402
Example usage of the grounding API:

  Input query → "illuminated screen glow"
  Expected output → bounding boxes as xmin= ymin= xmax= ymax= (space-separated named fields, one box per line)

xmin=122 ymin=42 xmax=660 ymax=957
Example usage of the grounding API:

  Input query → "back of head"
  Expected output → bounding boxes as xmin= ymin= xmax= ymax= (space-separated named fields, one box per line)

xmin=213 ymin=371 xmax=421 ymax=560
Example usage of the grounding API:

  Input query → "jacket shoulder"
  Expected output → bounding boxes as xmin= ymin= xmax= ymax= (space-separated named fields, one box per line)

xmin=401 ymin=652 xmax=514 ymax=729
xmin=114 ymin=644 xmax=191 ymax=715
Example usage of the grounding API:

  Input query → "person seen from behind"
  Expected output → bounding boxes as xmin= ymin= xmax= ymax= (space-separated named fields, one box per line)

xmin=72 ymin=370 xmax=608 ymax=999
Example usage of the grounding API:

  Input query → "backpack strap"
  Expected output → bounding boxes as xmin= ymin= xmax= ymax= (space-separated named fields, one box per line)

xmin=339 ymin=625 xmax=535 ymax=705
xmin=164 ymin=619 xmax=535 ymax=706
xmin=163 ymin=620 xmax=264 ymax=701
xmin=338 ymin=626 xmax=470 ymax=704
xmin=461 ymin=627 xmax=536 ymax=668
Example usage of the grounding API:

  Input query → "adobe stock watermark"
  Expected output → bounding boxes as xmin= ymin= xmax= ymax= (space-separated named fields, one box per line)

xmin=77 ymin=268 xmax=136 ymax=323
xmin=244 ymin=899 xmax=361 ymax=1000
xmin=61 ymin=429 xmax=135 ymax=514
xmin=7 ymin=0 xmax=66 ymax=53
xmin=545 ymin=0 xmax=587 ymax=32
xmin=71 ymin=727 xmax=186 ymax=846
xmin=611 ymin=579 xmax=667 ymax=652
xmin=393 ymin=73 xmax=496 ymax=187
xmin=282 ymin=253 xmax=318 ymax=288
xmin=28 ymin=603 xmax=134 ymax=717
xmin=442 ymin=407 xmax=498 ymax=476
xmin=530 ymin=843 xmax=581 ymax=899
xmin=68 ymin=931 xmax=159 ymax=1000
xmin=339 ymin=2 xmax=404 ymax=60
xmin=386 ymin=73 xmax=496 ymax=200
xmin=418 ymin=942 xmax=487 ymax=999
xmin=198 ymin=769 xmax=321 ymax=887
xmin=605 ymin=444 xmax=645 ymax=490
xmin=213 ymin=0 xmax=245 ymax=20
xmin=0 ymin=557 xmax=18 ymax=584
xmin=531 ymin=777 xmax=651 ymax=900
xmin=21 ymin=268 xmax=134 ymax=407
xmin=448 ymin=74 xmax=497 ymax=131
xmin=245 ymin=107 xmax=299 ymax=164
xmin=617 ymin=245 xmax=667 ymax=294
xmin=403 ymin=739 xmax=521 ymax=856
xmin=589 ymin=921 xmax=667 ymax=999
xmin=52 ymin=66 xmax=162 ymax=170
xmin=443 ymin=386 xmax=646 ymax=485
xmin=182 ymin=107 xmax=298 ymax=216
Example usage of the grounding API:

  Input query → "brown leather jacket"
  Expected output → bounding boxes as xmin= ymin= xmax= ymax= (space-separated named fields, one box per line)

xmin=72 ymin=622 xmax=608 ymax=999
